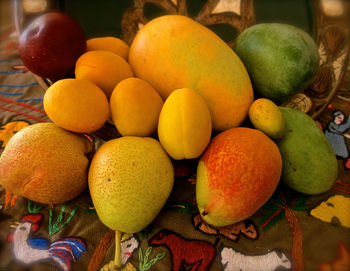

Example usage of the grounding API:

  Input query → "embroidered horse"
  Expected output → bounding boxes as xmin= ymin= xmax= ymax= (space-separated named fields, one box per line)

xmin=149 ymin=229 xmax=215 ymax=271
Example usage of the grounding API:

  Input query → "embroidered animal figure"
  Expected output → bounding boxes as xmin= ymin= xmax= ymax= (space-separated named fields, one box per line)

xmin=192 ymin=213 xmax=258 ymax=241
xmin=149 ymin=229 xmax=215 ymax=271
xmin=220 ymin=246 xmax=291 ymax=271
xmin=8 ymin=213 xmax=86 ymax=271
xmin=311 ymin=195 xmax=350 ymax=228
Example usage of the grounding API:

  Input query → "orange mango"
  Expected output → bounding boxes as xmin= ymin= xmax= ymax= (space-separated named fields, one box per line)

xmin=129 ymin=15 xmax=253 ymax=132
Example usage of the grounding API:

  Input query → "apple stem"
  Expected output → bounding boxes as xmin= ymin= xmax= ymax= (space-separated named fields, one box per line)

xmin=114 ymin=230 xmax=122 ymax=269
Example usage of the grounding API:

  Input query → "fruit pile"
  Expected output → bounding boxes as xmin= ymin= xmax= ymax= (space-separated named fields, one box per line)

xmin=0 ymin=12 xmax=338 ymax=269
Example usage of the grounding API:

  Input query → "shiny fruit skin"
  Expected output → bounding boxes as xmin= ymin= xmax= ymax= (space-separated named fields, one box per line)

xmin=196 ymin=127 xmax=282 ymax=227
xmin=110 ymin=77 xmax=164 ymax=137
xmin=18 ymin=12 xmax=86 ymax=82
xmin=249 ymin=98 xmax=285 ymax=139
xmin=43 ymin=78 xmax=110 ymax=133
xmin=129 ymin=15 xmax=253 ymax=132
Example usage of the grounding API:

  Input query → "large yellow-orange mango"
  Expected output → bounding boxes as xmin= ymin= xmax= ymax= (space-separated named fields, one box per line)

xmin=129 ymin=15 xmax=253 ymax=131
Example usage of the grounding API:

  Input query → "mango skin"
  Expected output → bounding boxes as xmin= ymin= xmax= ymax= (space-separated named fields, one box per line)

xmin=277 ymin=107 xmax=338 ymax=195
xmin=129 ymin=15 xmax=253 ymax=132
xmin=196 ymin=127 xmax=282 ymax=227
xmin=158 ymin=88 xmax=212 ymax=160
xmin=234 ymin=23 xmax=319 ymax=104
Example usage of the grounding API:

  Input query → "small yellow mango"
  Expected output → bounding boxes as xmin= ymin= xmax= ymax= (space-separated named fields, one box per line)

xmin=158 ymin=88 xmax=212 ymax=160
xmin=86 ymin=37 xmax=129 ymax=60
xmin=249 ymin=98 xmax=285 ymax=139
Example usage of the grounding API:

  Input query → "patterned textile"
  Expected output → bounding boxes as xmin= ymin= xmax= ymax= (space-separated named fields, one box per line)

xmin=1 ymin=12 xmax=350 ymax=271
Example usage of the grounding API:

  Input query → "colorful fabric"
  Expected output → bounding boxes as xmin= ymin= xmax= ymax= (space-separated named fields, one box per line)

xmin=1 ymin=13 xmax=350 ymax=271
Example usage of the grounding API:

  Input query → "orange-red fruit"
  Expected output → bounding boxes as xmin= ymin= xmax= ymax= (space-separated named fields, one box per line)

xmin=196 ymin=127 xmax=282 ymax=227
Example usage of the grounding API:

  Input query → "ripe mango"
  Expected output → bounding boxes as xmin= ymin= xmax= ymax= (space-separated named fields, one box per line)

xmin=196 ymin=128 xmax=282 ymax=227
xmin=277 ymin=107 xmax=338 ymax=194
xmin=129 ymin=15 xmax=253 ymax=132
xmin=158 ymin=88 xmax=212 ymax=160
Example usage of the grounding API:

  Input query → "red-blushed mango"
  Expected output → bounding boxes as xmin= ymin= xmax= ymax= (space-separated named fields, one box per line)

xmin=196 ymin=127 xmax=282 ymax=227
xmin=0 ymin=123 xmax=93 ymax=205
xmin=129 ymin=15 xmax=253 ymax=132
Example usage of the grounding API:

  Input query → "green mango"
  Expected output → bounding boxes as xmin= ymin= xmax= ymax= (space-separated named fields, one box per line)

xmin=234 ymin=23 xmax=319 ymax=104
xmin=277 ymin=107 xmax=338 ymax=194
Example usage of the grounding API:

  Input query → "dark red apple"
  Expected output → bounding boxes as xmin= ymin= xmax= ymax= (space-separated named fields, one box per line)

xmin=18 ymin=12 xmax=86 ymax=82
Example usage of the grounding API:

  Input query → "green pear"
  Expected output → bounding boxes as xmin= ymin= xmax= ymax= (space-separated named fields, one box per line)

xmin=0 ymin=122 xmax=93 ymax=204
xmin=88 ymin=136 xmax=174 ymax=233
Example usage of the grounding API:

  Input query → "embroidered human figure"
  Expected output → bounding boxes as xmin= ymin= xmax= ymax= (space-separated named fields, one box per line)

xmin=325 ymin=110 xmax=350 ymax=169
xmin=7 ymin=214 xmax=86 ymax=271
xmin=100 ymin=233 xmax=140 ymax=271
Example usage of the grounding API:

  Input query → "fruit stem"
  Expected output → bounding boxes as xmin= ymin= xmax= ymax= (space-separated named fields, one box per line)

xmin=114 ymin=230 xmax=122 ymax=269
xmin=202 ymin=210 xmax=208 ymax=216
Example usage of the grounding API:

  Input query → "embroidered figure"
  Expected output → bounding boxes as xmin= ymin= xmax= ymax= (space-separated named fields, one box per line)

xmin=149 ymin=229 xmax=216 ymax=271
xmin=220 ymin=246 xmax=291 ymax=271
xmin=139 ymin=246 xmax=166 ymax=271
xmin=4 ymin=189 xmax=18 ymax=208
xmin=120 ymin=233 xmax=139 ymax=265
xmin=7 ymin=213 xmax=86 ymax=271
xmin=310 ymin=194 xmax=350 ymax=228
xmin=325 ymin=110 xmax=350 ymax=169
xmin=99 ymin=233 xmax=140 ymax=271
xmin=319 ymin=242 xmax=350 ymax=271
xmin=192 ymin=213 xmax=258 ymax=241
xmin=49 ymin=204 xmax=78 ymax=235
xmin=27 ymin=199 xmax=45 ymax=214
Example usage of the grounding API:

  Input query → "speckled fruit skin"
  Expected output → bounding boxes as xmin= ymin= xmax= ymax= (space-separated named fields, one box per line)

xmin=88 ymin=137 xmax=174 ymax=233
xmin=0 ymin=123 xmax=93 ymax=204
xmin=18 ymin=12 xmax=86 ymax=82
xmin=234 ymin=23 xmax=319 ymax=104
xmin=196 ymin=127 xmax=282 ymax=227
xmin=129 ymin=15 xmax=253 ymax=132
xmin=277 ymin=107 xmax=338 ymax=195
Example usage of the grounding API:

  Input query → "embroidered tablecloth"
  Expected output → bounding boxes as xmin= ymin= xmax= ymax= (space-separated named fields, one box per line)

xmin=1 ymin=2 xmax=350 ymax=271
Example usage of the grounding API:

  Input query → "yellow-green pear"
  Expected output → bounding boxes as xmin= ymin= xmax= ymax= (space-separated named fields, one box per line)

xmin=88 ymin=136 xmax=174 ymax=233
